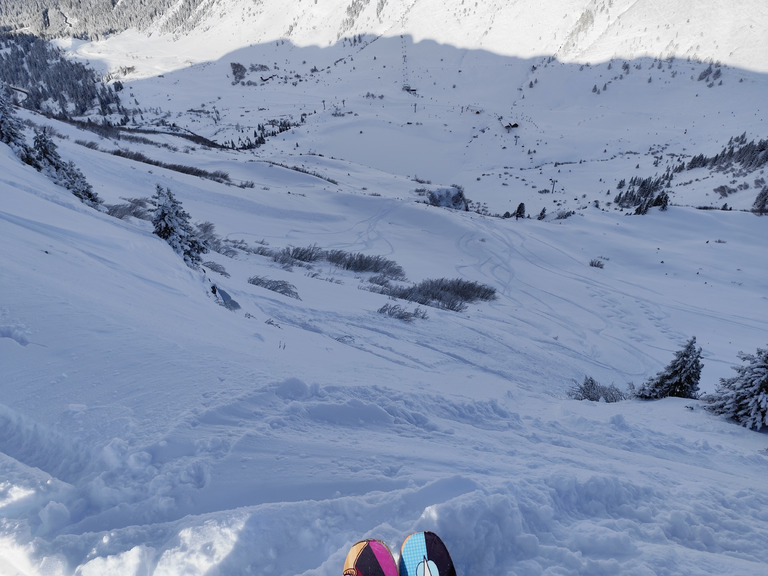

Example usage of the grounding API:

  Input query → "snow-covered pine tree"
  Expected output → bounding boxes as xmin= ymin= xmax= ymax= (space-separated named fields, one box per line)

xmin=31 ymin=127 xmax=65 ymax=174
xmin=635 ymin=336 xmax=703 ymax=399
xmin=704 ymin=346 xmax=768 ymax=430
xmin=152 ymin=184 xmax=206 ymax=268
xmin=59 ymin=160 xmax=103 ymax=208
xmin=753 ymin=186 xmax=768 ymax=215
xmin=0 ymin=87 xmax=28 ymax=157
xmin=29 ymin=127 xmax=102 ymax=208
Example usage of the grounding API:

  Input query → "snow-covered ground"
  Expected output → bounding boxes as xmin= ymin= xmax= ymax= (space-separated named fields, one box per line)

xmin=2 ymin=8 xmax=768 ymax=575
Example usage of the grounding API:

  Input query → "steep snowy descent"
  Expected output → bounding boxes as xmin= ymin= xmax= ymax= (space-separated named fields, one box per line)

xmin=1 ymin=5 xmax=768 ymax=573
xmin=1 ymin=102 xmax=768 ymax=573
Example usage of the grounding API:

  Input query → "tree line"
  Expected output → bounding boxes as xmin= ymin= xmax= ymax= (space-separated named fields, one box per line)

xmin=616 ymin=133 xmax=768 ymax=215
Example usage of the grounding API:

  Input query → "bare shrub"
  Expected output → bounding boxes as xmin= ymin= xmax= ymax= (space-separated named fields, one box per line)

xmin=252 ymin=245 xmax=278 ymax=258
xmin=386 ymin=278 xmax=496 ymax=312
xmin=377 ymin=303 xmax=428 ymax=322
xmin=287 ymin=244 xmax=326 ymax=262
xmin=568 ymin=376 xmax=626 ymax=402
xmin=110 ymin=148 xmax=231 ymax=183
xmin=248 ymin=276 xmax=301 ymax=300
xmin=326 ymin=250 xmax=406 ymax=280
xmin=368 ymin=274 xmax=391 ymax=287
xmin=203 ymin=261 xmax=230 ymax=278
xmin=426 ymin=184 xmax=468 ymax=210
xmin=105 ymin=196 xmax=152 ymax=220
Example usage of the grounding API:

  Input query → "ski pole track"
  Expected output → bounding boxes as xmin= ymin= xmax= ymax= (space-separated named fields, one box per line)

xmin=348 ymin=202 xmax=398 ymax=255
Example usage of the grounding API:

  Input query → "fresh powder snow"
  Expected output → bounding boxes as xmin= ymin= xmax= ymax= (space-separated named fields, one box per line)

xmin=1 ymin=2 xmax=768 ymax=574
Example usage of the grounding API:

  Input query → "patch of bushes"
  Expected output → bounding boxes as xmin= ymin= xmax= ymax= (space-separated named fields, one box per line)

xmin=568 ymin=376 xmax=626 ymax=403
xmin=377 ymin=303 xmax=428 ymax=322
xmin=194 ymin=221 xmax=240 ymax=258
xmin=110 ymin=148 xmax=231 ymax=183
xmin=381 ymin=277 xmax=496 ymax=312
xmin=267 ymin=161 xmax=338 ymax=184
xmin=245 ymin=244 xmax=493 ymax=313
xmin=247 ymin=276 xmax=301 ymax=300
xmin=252 ymin=244 xmax=407 ymax=281
xmin=283 ymin=244 xmax=325 ymax=262
xmin=105 ymin=196 xmax=153 ymax=220
xmin=272 ymin=246 xmax=318 ymax=269
xmin=203 ymin=261 xmax=230 ymax=278
xmin=426 ymin=184 xmax=469 ymax=211
xmin=326 ymin=250 xmax=406 ymax=280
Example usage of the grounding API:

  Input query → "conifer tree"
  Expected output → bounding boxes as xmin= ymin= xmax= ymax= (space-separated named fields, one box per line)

xmin=59 ymin=160 xmax=103 ymax=208
xmin=31 ymin=127 xmax=64 ymax=174
xmin=152 ymin=184 xmax=206 ymax=268
xmin=30 ymin=127 xmax=102 ymax=208
xmin=705 ymin=346 xmax=768 ymax=430
xmin=635 ymin=336 xmax=703 ymax=399
xmin=753 ymin=187 xmax=768 ymax=215
xmin=0 ymin=87 xmax=27 ymax=155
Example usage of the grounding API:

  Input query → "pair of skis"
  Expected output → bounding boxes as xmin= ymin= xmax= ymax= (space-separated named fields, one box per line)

xmin=343 ymin=531 xmax=456 ymax=576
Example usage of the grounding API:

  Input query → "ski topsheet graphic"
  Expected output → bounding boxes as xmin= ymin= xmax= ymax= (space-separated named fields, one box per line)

xmin=343 ymin=539 xmax=398 ymax=576
xmin=399 ymin=531 xmax=456 ymax=576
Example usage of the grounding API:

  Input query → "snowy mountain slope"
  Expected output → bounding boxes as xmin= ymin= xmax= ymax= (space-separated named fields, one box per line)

xmin=8 ymin=0 xmax=768 ymax=73
xmin=1 ymin=4 xmax=768 ymax=574
xmin=2 ymin=87 xmax=768 ymax=574
xmin=60 ymin=30 xmax=768 ymax=219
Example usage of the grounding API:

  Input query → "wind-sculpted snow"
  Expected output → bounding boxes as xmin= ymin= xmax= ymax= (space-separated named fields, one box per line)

xmin=0 ymin=405 xmax=91 ymax=485
xmin=0 ymin=310 xmax=30 ymax=347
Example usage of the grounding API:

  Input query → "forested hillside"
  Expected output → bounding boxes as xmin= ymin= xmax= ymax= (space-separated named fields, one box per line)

xmin=0 ymin=0 xmax=186 ymax=38
xmin=0 ymin=30 xmax=120 ymax=117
